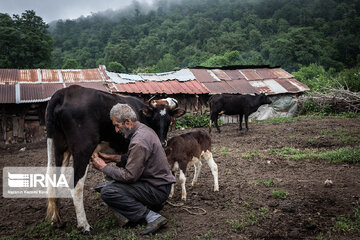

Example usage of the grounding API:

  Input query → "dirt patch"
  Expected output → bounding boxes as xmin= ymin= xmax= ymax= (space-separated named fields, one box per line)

xmin=0 ymin=116 xmax=360 ymax=239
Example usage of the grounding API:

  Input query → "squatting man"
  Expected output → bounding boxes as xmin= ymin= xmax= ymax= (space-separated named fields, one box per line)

xmin=91 ymin=103 xmax=176 ymax=235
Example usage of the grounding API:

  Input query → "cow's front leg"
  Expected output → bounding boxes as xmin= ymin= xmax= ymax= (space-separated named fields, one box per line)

xmin=71 ymin=164 xmax=91 ymax=232
xmin=245 ymin=114 xmax=249 ymax=131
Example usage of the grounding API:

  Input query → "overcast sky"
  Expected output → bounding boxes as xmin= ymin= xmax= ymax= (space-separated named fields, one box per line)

xmin=0 ymin=0 xmax=155 ymax=23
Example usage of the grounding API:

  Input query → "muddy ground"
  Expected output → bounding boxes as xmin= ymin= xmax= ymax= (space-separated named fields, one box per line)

xmin=0 ymin=116 xmax=360 ymax=240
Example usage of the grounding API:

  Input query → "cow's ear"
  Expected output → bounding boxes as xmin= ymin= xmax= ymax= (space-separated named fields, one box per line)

xmin=141 ymin=108 xmax=153 ymax=117
xmin=171 ymin=108 xmax=186 ymax=118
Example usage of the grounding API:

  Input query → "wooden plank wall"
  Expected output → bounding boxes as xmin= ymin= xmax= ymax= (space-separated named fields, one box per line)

xmin=0 ymin=103 xmax=46 ymax=144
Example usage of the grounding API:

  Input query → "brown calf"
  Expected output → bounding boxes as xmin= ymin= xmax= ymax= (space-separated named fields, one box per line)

xmin=165 ymin=130 xmax=219 ymax=200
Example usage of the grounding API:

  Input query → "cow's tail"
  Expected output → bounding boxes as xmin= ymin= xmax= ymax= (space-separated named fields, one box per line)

xmin=45 ymin=90 xmax=64 ymax=225
xmin=45 ymin=138 xmax=61 ymax=225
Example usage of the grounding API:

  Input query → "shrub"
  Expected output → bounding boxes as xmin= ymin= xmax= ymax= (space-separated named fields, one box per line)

xmin=176 ymin=112 xmax=218 ymax=129
xmin=292 ymin=64 xmax=335 ymax=92
xmin=336 ymin=65 xmax=360 ymax=92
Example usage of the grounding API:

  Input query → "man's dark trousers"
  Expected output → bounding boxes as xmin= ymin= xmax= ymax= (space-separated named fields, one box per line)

xmin=100 ymin=181 xmax=171 ymax=222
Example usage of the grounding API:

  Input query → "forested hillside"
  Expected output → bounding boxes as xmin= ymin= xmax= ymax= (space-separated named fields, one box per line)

xmin=48 ymin=0 xmax=360 ymax=73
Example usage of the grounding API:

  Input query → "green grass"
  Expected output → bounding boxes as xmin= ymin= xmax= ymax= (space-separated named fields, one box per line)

xmin=263 ymin=178 xmax=277 ymax=187
xmin=220 ymin=146 xmax=230 ymax=155
xmin=272 ymin=189 xmax=289 ymax=199
xmin=333 ymin=208 xmax=360 ymax=233
xmin=269 ymin=146 xmax=360 ymax=164
xmin=242 ymin=150 xmax=261 ymax=159
xmin=320 ymin=129 xmax=331 ymax=135
xmin=255 ymin=113 xmax=360 ymax=125
xmin=227 ymin=207 xmax=269 ymax=231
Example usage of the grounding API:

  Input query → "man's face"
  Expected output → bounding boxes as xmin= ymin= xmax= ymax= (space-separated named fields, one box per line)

xmin=112 ymin=118 xmax=132 ymax=138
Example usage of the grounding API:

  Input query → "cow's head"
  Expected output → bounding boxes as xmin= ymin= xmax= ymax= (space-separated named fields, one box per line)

xmin=259 ymin=92 xmax=272 ymax=105
xmin=142 ymin=99 xmax=185 ymax=147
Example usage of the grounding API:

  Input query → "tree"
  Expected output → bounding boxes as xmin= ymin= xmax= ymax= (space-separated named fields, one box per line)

xmin=62 ymin=59 xmax=80 ymax=69
xmin=0 ymin=10 xmax=53 ymax=68
xmin=156 ymin=54 xmax=177 ymax=72
xmin=107 ymin=62 xmax=126 ymax=73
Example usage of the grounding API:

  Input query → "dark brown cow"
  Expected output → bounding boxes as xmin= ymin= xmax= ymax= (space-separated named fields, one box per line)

xmin=165 ymin=130 xmax=219 ymax=200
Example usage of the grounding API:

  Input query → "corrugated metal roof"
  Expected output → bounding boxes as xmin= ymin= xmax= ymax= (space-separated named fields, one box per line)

xmin=0 ymin=68 xmax=108 ymax=103
xmin=239 ymin=69 xmax=262 ymax=80
xmin=0 ymin=85 xmax=16 ymax=103
xmin=19 ymin=69 xmax=39 ymax=82
xmin=0 ymin=69 xmax=19 ymax=84
xmin=0 ymin=66 xmax=309 ymax=104
xmin=188 ymin=68 xmax=309 ymax=95
xmin=41 ymin=69 xmax=61 ymax=82
xmin=65 ymin=82 xmax=108 ymax=92
xmin=61 ymin=69 xmax=103 ymax=82
xmin=20 ymin=83 xmax=64 ymax=103
xmin=113 ymin=80 xmax=208 ymax=94
xmin=190 ymin=68 xmax=219 ymax=83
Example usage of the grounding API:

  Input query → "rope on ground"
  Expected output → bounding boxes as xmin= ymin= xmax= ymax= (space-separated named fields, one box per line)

xmin=166 ymin=200 xmax=207 ymax=215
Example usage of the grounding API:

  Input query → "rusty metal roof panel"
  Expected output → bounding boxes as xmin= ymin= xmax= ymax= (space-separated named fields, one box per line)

xmin=211 ymin=69 xmax=232 ymax=81
xmin=287 ymin=78 xmax=310 ymax=92
xmin=239 ymin=69 xmax=262 ymax=80
xmin=225 ymin=79 xmax=259 ymax=94
xmin=19 ymin=69 xmax=39 ymax=82
xmin=275 ymin=78 xmax=302 ymax=93
xmin=249 ymin=79 xmax=288 ymax=95
xmin=248 ymin=81 xmax=274 ymax=94
xmin=65 ymin=82 xmax=107 ymax=92
xmin=224 ymin=70 xmax=246 ymax=80
xmin=187 ymin=80 xmax=209 ymax=94
xmin=256 ymin=68 xmax=279 ymax=79
xmin=114 ymin=80 xmax=209 ymax=94
xmin=190 ymin=69 xmax=218 ymax=83
xmin=0 ymin=84 xmax=16 ymax=103
xmin=202 ymin=81 xmax=237 ymax=94
xmin=0 ymin=69 xmax=19 ymax=84
xmin=41 ymin=69 xmax=60 ymax=82
xmin=272 ymin=68 xmax=294 ymax=78
xmin=20 ymin=83 xmax=64 ymax=102
xmin=61 ymin=69 xmax=103 ymax=82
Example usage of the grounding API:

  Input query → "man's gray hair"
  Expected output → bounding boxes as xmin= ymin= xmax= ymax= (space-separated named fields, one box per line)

xmin=110 ymin=103 xmax=137 ymax=122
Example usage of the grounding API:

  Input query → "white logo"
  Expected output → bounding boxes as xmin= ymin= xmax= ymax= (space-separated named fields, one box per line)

xmin=3 ymin=167 xmax=74 ymax=198
xmin=8 ymin=172 xmax=69 ymax=188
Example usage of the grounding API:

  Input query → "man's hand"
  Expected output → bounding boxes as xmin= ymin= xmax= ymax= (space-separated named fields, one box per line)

xmin=92 ymin=156 xmax=107 ymax=171
xmin=98 ymin=152 xmax=121 ymax=163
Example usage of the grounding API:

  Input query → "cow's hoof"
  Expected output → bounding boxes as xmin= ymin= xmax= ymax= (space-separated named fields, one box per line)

xmin=214 ymin=186 xmax=219 ymax=192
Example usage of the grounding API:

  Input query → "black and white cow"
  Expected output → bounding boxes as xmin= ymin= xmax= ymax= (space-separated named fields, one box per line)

xmin=208 ymin=93 xmax=272 ymax=133
xmin=45 ymin=85 xmax=185 ymax=231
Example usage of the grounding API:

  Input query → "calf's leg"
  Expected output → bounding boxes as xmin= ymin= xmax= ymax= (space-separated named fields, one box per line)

xmin=203 ymin=150 xmax=219 ymax=192
xmin=179 ymin=169 xmax=187 ymax=200
xmin=191 ymin=158 xmax=202 ymax=186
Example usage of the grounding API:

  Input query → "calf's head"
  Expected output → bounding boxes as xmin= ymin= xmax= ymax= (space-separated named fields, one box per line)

xmin=142 ymin=102 xmax=185 ymax=147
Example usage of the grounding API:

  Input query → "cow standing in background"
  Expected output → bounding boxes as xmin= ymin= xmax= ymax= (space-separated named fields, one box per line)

xmin=208 ymin=93 xmax=272 ymax=133
xmin=45 ymin=85 xmax=185 ymax=232
xmin=144 ymin=97 xmax=185 ymax=145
